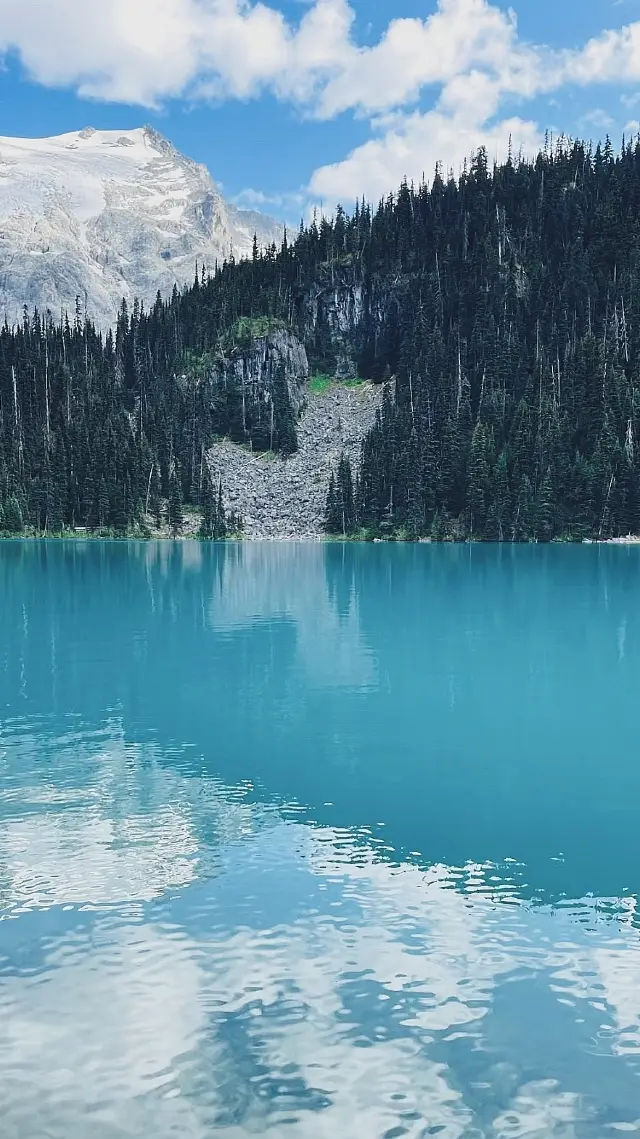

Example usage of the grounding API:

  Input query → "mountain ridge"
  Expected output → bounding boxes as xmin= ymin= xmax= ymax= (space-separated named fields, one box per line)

xmin=0 ymin=125 xmax=283 ymax=329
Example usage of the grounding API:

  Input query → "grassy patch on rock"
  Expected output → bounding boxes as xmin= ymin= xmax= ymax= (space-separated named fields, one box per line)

xmin=218 ymin=315 xmax=286 ymax=353
xmin=309 ymin=373 xmax=333 ymax=395
xmin=309 ymin=374 xmax=368 ymax=395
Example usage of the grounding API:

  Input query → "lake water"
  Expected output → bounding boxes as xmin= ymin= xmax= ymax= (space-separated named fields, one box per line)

xmin=1 ymin=540 xmax=640 ymax=1137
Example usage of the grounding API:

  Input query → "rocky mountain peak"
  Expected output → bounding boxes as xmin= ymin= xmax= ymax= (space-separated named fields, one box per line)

xmin=0 ymin=126 xmax=282 ymax=329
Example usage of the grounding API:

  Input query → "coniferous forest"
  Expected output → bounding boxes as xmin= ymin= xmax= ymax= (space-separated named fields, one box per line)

xmin=3 ymin=135 xmax=640 ymax=540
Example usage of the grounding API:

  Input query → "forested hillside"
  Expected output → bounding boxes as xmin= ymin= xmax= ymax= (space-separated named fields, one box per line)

xmin=322 ymin=137 xmax=640 ymax=541
xmin=2 ymin=134 xmax=640 ymax=540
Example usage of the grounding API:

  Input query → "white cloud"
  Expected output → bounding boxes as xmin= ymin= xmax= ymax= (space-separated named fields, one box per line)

xmin=312 ymin=0 xmax=556 ymax=123
xmin=0 ymin=0 xmax=638 ymax=118
xmin=232 ymin=186 xmax=306 ymax=214
xmin=579 ymin=107 xmax=616 ymax=129
xmin=0 ymin=0 xmax=355 ymax=108
xmin=0 ymin=728 xmax=262 ymax=913
xmin=305 ymin=3 xmax=640 ymax=208
xmin=309 ymin=106 xmax=544 ymax=207
xmin=4 ymin=0 xmax=640 ymax=214
xmin=0 ymin=0 xmax=542 ymax=118
xmin=0 ymin=0 xmax=202 ymax=106
xmin=561 ymin=20 xmax=640 ymax=87
xmin=0 ymin=809 xmax=198 ymax=909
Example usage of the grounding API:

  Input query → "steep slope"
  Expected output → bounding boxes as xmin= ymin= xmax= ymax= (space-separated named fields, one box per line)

xmin=207 ymin=381 xmax=385 ymax=538
xmin=0 ymin=126 xmax=282 ymax=329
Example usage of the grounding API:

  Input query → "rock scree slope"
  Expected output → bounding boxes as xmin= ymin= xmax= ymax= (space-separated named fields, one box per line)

xmin=207 ymin=381 xmax=385 ymax=538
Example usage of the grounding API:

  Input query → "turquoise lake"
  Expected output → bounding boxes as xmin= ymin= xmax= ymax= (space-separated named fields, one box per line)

xmin=2 ymin=539 xmax=640 ymax=1137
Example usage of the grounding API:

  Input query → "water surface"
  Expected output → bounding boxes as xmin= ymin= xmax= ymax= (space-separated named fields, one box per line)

xmin=1 ymin=540 xmax=640 ymax=1137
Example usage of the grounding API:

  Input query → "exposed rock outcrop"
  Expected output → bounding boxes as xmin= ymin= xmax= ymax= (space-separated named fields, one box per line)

xmin=299 ymin=267 xmax=409 ymax=381
xmin=303 ymin=280 xmax=365 ymax=378
xmin=202 ymin=327 xmax=309 ymax=418
xmin=207 ymin=380 xmax=385 ymax=538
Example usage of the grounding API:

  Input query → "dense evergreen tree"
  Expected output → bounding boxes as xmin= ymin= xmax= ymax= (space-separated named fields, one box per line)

xmin=2 ymin=496 xmax=22 ymax=534
xmin=324 ymin=473 xmax=340 ymax=534
xmin=272 ymin=361 xmax=298 ymax=455
xmin=199 ymin=472 xmax=228 ymax=538
xmin=216 ymin=481 xmax=228 ymax=539
xmin=337 ymin=455 xmax=356 ymax=535
xmin=324 ymin=459 xmax=357 ymax=535
xmin=200 ymin=471 xmax=216 ymax=538
xmin=321 ymin=135 xmax=640 ymax=540
xmin=168 ymin=470 xmax=184 ymax=536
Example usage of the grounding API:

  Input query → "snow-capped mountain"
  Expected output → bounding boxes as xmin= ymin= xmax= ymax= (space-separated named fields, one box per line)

xmin=0 ymin=126 xmax=283 ymax=329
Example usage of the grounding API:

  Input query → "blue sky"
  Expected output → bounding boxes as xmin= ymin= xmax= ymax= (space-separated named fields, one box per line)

xmin=2 ymin=0 xmax=640 ymax=222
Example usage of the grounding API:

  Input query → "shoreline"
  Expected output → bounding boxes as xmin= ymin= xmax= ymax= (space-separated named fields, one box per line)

xmin=583 ymin=536 xmax=640 ymax=544
xmin=3 ymin=533 xmax=640 ymax=545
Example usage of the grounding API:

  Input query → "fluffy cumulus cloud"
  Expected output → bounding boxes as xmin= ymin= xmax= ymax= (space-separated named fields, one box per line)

xmin=3 ymin=0 xmax=640 ymax=206
xmin=562 ymin=20 xmax=640 ymax=88
xmin=313 ymin=0 xmax=535 ymax=120
xmin=0 ymin=0 xmax=354 ymax=106
xmin=309 ymin=107 xmax=544 ymax=206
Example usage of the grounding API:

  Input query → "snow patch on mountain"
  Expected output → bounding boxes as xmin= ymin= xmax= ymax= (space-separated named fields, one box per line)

xmin=0 ymin=125 xmax=283 ymax=328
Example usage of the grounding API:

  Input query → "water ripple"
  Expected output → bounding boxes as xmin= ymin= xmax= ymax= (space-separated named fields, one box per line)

xmin=2 ymin=777 xmax=640 ymax=1137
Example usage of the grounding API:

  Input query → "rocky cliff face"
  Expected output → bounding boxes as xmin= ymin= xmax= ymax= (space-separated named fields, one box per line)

xmin=204 ymin=327 xmax=309 ymax=419
xmin=0 ymin=126 xmax=282 ymax=329
xmin=299 ymin=268 xmax=406 ymax=381
xmin=303 ymin=280 xmax=365 ymax=379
